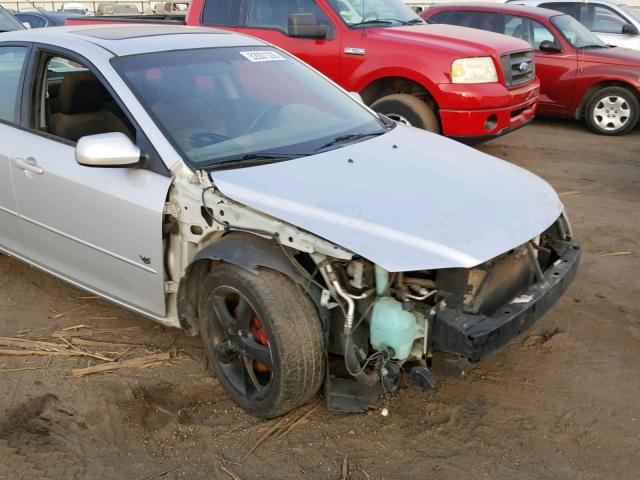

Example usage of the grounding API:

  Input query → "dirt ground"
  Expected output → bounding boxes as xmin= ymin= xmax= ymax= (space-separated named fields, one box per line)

xmin=0 ymin=118 xmax=638 ymax=480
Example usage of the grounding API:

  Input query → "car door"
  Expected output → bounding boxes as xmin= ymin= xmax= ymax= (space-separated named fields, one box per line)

xmin=582 ymin=3 xmax=638 ymax=48
xmin=507 ymin=14 xmax=578 ymax=115
xmin=0 ymin=44 xmax=29 ymax=256
xmin=10 ymin=48 xmax=172 ymax=318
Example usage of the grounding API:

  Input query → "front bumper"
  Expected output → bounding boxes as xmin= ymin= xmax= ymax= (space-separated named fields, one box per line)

xmin=432 ymin=244 xmax=581 ymax=362
xmin=437 ymin=79 xmax=540 ymax=138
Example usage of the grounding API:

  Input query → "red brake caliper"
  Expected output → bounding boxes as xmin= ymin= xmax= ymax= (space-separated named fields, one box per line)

xmin=251 ymin=315 xmax=270 ymax=372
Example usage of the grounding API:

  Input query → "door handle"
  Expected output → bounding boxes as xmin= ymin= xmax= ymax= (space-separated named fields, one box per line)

xmin=14 ymin=157 xmax=44 ymax=175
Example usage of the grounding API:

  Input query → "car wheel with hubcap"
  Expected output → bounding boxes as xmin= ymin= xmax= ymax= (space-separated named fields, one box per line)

xmin=198 ymin=263 xmax=324 ymax=418
xmin=370 ymin=93 xmax=440 ymax=133
xmin=585 ymin=86 xmax=639 ymax=135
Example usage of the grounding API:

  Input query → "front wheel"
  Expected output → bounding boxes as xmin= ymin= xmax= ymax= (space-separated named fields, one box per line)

xmin=198 ymin=263 xmax=324 ymax=418
xmin=584 ymin=86 xmax=639 ymax=135
xmin=370 ymin=93 xmax=440 ymax=133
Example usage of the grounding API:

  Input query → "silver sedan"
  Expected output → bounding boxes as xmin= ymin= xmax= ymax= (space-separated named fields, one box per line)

xmin=0 ymin=25 xmax=579 ymax=418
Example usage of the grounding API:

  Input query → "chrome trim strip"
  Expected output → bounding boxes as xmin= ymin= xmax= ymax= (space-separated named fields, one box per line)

xmin=19 ymin=214 xmax=158 ymax=274
xmin=0 ymin=204 xmax=18 ymax=216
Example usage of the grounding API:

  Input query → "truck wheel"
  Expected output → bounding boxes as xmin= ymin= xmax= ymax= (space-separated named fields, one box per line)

xmin=198 ymin=263 xmax=324 ymax=418
xmin=585 ymin=86 xmax=639 ymax=135
xmin=370 ymin=93 xmax=440 ymax=133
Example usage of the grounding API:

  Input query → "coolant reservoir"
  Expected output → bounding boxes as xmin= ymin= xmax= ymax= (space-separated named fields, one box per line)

xmin=370 ymin=297 xmax=418 ymax=360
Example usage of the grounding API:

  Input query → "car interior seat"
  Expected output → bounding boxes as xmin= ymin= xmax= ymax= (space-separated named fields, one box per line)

xmin=49 ymin=71 xmax=133 ymax=142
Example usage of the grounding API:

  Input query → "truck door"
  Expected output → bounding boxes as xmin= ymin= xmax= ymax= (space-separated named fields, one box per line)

xmin=10 ymin=49 xmax=172 ymax=318
xmin=200 ymin=0 xmax=342 ymax=82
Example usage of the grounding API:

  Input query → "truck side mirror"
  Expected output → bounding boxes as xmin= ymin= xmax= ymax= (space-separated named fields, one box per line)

xmin=288 ymin=13 xmax=328 ymax=39
xmin=539 ymin=40 xmax=562 ymax=53
xmin=622 ymin=23 xmax=639 ymax=35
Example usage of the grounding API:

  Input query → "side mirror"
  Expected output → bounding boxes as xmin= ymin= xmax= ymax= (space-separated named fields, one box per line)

xmin=76 ymin=132 xmax=141 ymax=167
xmin=288 ymin=13 xmax=328 ymax=39
xmin=349 ymin=91 xmax=364 ymax=104
xmin=539 ymin=40 xmax=562 ymax=53
xmin=622 ymin=23 xmax=639 ymax=35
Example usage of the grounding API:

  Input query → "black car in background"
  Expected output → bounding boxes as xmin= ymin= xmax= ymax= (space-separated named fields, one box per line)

xmin=14 ymin=11 xmax=76 ymax=28
xmin=0 ymin=5 xmax=24 ymax=32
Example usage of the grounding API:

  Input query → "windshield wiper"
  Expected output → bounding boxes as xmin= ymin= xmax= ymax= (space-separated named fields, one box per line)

xmin=407 ymin=18 xmax=425 ymax=24
xmin=350 ymin=18 xmax=411 ymax=27
xmin=205 ymin=153 xmax=304 ymax=170
xmin=314 ymin=132 xmax=384 ymax=152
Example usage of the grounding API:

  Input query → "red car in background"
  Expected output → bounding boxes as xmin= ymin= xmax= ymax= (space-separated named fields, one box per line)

xmin=422 ymin=3 xmax=640 ymax=135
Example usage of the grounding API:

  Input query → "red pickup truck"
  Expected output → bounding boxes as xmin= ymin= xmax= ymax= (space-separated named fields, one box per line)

xmin=68 ymin=0 xmax=540 ymax=140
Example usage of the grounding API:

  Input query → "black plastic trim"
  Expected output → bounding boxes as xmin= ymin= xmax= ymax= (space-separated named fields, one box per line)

xmin=432 ymin=245 xmax=581 ymax=362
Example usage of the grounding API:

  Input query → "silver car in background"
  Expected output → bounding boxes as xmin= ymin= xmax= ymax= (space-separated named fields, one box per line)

xmin=0 ymin=25 xmax=579 ymax=418
xmin=510 ymin=0 xmax=640 ymax=49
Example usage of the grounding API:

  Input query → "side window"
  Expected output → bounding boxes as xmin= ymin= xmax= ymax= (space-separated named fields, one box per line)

xmin=430 ymin=10 xmax=503 ymax=34
xmin=20 ymin=14 xmax=47 ymax=29
xmin=540 ymin=2 xmax=579 ymax=19
xmin=37 ymin=55 xmax=135 ymax=143
xmin=505 ymin=15 xmax=558 ymax=50
xmin=505 ymin=15 xmax=531 ymax=42
xmin=247 ymin=0 xmax=331 ymax=34
xmin=531 ymin=19 xmax=558 ymax=49
xmin=585 ymin=5 xmax=627 ymax=34
xmin=427 ymin=12 xmax=452 ymax=24
xmin=201 ymin=0 xmax=243 ymax=26
xmin=0 ymin=46 xmax=28 ymax=124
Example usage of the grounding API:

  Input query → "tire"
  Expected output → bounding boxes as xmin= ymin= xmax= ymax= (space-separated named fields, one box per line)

xmin=197 ymin=263 xmax=324 ymax=418
xmin=584 ymin=86 xmax=639 ymax=136
xmin=370 ymin=93 xmax=440 ymax=133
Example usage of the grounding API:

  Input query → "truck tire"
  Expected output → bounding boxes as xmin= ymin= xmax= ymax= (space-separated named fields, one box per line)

xmin=198 ymin=263 xmax=324 ymax=418
xmin=370 ymin=93 xmax=440 ymax=133
xmin=584 ymin=86 xmax=639 ymax=136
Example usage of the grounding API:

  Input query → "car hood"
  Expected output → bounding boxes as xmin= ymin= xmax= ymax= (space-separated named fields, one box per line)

xmin=368 ymin=24 xmax=532 ymax=57
xmin=210 ymin=125 xmax=563 ymax=272
xmin=583 ymin=46 xmax=640 ymax=66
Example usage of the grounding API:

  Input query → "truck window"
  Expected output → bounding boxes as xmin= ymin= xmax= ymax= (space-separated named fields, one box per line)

xmin=0 ymin=46 xmax=27 ymax=124
xmin=428 ymin=10 xmax=503 ymax=33
xmin=201 ymin=0 xmax=244 ymax=26
xmin=247 ymin=0 xmax=331 ymax=33
xmin=539 ymin=2 xmax=580 ymax=19
xmin=584 ymin=4 xmax=627 ymax=34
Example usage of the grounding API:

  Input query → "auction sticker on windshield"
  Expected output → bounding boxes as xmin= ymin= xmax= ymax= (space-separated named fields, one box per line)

xmin=239 ymin=51 xmax=286 ymax=62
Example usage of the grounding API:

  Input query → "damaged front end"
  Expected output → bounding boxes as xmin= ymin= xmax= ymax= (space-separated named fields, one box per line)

xmin=320 ymin=212 xmax=580 ymax=411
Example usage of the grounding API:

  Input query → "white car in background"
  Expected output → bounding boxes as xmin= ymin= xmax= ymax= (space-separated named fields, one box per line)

xmin=510 ymin=0 xmax=640 ymax=49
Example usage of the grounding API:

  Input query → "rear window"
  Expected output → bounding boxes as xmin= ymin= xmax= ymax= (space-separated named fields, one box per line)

xmin=428 ymin=10 xmax=504 ymax=33
xmin=201 ymin=0 xmax=243 ymax=26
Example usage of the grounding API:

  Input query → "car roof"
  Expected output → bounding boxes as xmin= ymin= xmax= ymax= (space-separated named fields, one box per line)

xmin=426 ymin=2 xmax=565 ymax=20
xmin=0 ymin=24 xmax=268 ymax=56
xmin=511 ymin=0 xmax=618 ymax=4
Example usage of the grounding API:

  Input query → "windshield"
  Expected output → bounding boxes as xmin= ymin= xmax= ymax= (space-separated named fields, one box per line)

xmin=113 ymin=47 xmax=386 ymax=169
xmin=0 ymin=6 xmax=24 ymax=31
xmin=619 ymin=5 xmax=640 ymax=24
xmin=551 ymin=14 xmax=607 ymax=48
xmin=326 ymin=0 xmax=423 ymax=27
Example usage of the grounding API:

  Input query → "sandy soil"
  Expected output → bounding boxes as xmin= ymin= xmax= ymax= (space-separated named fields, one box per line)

xmin=0 ymin=118 xmax=638 ymax=480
